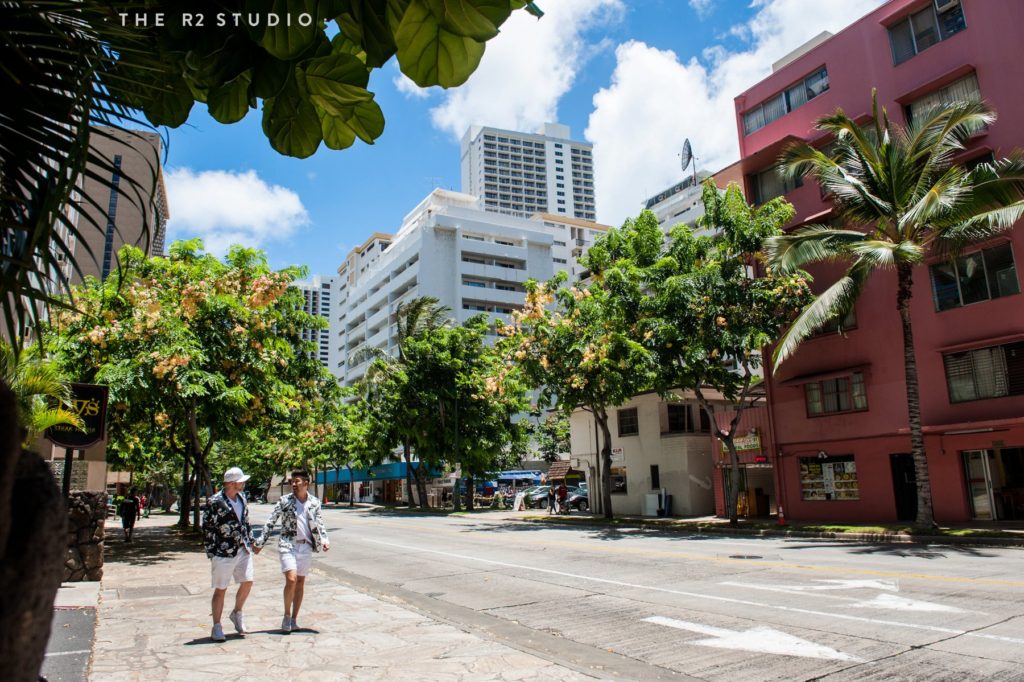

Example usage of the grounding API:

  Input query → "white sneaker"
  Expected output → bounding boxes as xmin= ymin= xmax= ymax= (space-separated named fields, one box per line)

xmin=211 ymin=623 xmax=226 ymax=642
xmin=290 ymin=617 xmax=299 ymax=632
xmin=228 ymin=610 xmax=246 ymax=635
xmin=281 ymin=615 xmax=292 ymax=633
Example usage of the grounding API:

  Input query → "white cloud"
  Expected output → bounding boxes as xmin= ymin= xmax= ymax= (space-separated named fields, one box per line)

xmin=587 ymin=0 xmax=886 ymax=226
xmin=689 ymin=0 xmax=715 ymax=19
xmin=429 ymin=0 xmax=624 ymax=139
xmin=164 ymin=168 xmax=309 ymax=256
xmin=393 ymin=67 xmax=432 ymax=99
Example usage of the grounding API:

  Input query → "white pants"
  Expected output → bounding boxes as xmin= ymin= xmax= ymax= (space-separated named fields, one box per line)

xmin=211 ymin=549 xmax=254 ymax=589
xmin=279 ymin=543 xmax=313 ymax=577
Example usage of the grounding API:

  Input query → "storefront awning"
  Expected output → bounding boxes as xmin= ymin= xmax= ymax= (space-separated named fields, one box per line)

xmin=316 ymin=462 xmax=441 ymax=484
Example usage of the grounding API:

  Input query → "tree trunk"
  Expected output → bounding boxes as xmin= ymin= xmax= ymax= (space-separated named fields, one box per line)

xmin=178 ymin=449 xmax=191 ymax=527
xmin=595 ymin=408 xmax=614 ymax=519
xmin=0 ymin=383 xmax=66 ymax=682
xmin=466 ymin=475 xmax=474 ymax=512
xmin=403 ymin=445 xmax=416 ymax=507
xmin=347 ymin=464 xmax=355 ymax=507
xmin=411 ymin=452 xmax=429 ymax=511
xmin=897 ymin=263 xmax=935 ymax=527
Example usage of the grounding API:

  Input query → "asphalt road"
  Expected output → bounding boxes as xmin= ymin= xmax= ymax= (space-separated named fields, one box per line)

xmin=252 ymin=506 xmax=1024 ymax=681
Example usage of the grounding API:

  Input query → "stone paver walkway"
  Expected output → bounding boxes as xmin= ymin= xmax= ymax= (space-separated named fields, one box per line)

xmin=90 ymin=513 xmax=592 ymax=681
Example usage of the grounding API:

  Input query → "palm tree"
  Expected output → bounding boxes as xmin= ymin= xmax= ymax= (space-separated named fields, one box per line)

xmin=765 ymin=96 xmax=1024 ymax=527
xmin=0 ymin=344 xmax=82 ymax=445
xmin=353 ymin=296 xmax=451 ymax=509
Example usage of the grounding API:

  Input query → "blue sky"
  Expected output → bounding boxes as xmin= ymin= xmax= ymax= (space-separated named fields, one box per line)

xmin=163 ymin=0 xmax=885 ymax=279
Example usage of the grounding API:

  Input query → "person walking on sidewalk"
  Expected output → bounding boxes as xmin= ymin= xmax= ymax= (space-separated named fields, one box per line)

xmin=256 ymin=469 xmax=330 ymax=634
xmin=202 ymin=467 xmax=260 ymax=642
xmin=118 ymin=488 xmax=141 ymax=543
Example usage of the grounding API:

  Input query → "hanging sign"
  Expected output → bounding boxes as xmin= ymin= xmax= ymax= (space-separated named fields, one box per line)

xmin=46 ymin=384 xmax=108 ymax=448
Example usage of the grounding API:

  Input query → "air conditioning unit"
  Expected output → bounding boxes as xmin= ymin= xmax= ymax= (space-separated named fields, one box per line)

xmin=934 ymin=0 xmax=960 ymax=13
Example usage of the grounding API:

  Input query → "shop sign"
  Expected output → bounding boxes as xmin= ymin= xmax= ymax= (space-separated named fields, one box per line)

xmin=610 ymin=447 xmax=624 ymax=462
xmin=46 ymin=383 xmax=108 ymax=448
xmin=734 ymin=432 xmax=761 ymax=452
xmin=753 ymin=455 xmax=768 ymax=464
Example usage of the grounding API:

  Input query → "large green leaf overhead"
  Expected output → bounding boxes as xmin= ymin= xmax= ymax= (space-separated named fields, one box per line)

xmin=99 ymin=0 xmax=537 ymax=156
xmin=395 ymin=0 xmax=486 ymax=87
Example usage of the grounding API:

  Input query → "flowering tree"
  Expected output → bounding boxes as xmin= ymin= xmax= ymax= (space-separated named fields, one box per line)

xmin=502 ymin=269 xmax=657 ymax=519
xmin=632 ymin=185 xmax=812 ymax=525
xmin=46 ymin=239 xmax=331 ymax=527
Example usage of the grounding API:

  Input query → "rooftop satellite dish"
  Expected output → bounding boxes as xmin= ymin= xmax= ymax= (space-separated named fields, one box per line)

xmin=680 ymin=139 xmax=693 ymax=172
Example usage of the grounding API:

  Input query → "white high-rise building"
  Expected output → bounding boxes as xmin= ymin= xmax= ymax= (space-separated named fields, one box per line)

xmin=642 ymin=171 xmax=712 ymax=232
xmin=460 ymin=122 xmax=596 ymax=222
xmin=330 ymin=189 xmax=608 ymax=388
xmin=294 ymin=275 xmax=335 ymax=368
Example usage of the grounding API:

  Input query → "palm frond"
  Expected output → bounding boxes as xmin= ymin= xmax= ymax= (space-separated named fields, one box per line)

xmin=773 ymin=258 xmax=873 ymax=365
xmin=764 ymin=225 xmax=866 ymax=273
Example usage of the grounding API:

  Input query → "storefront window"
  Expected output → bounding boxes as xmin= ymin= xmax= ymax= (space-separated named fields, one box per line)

xmin=799 ymin=455 xmax=859 ymax=500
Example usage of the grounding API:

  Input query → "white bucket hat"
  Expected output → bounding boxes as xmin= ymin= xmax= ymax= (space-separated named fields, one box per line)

xmin=223 ymin=467 xmax=251 ymax=483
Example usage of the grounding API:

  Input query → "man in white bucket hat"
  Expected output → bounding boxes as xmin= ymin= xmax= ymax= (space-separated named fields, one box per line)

xmin=201 ymin=466 xmax=261 ymax=642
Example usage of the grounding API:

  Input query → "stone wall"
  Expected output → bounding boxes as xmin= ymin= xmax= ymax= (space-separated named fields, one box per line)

xmin=65 ymin=491 xmax=106 ymax=581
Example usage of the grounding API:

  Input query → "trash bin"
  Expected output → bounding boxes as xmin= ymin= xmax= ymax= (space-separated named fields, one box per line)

xmin=657 ymin=494 xmax=672 ymax=517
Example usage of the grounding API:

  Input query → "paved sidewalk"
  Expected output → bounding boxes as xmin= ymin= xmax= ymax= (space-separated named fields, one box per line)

xmin=89 ymin=513 xmax=591 ymax=681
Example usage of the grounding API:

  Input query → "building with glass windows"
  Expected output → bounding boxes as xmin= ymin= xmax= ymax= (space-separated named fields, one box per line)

xmin=72 ymin=127 xmax=169 ymax=283
xmin=460 ymin=122 xmax=597 ymax=221
xmin=730 ymin=0 xmax=1024 ymax=524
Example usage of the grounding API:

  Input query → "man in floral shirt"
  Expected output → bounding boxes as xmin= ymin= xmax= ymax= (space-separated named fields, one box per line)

xmin=202 ymin=467 xmax=261 ymax=642
xmin=255 ymin=469 xmax=329 ymax=633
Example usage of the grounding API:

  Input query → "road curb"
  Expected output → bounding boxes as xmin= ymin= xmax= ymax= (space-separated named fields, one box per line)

xmin=516 ymin=516 xmax=1024 ymax=548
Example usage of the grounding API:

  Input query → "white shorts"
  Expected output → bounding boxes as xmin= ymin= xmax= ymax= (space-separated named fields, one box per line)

xmin=279 ymin=542 xmax=313 ymax=577
xmin=210 ymin=550 xmax=254 ymax=589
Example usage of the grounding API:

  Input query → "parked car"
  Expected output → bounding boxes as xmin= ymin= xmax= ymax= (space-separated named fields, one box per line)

xmin=523 ymin=485 xmax=551 ymax=509
xmin=567 ymin=486 xmax=588 ymax=512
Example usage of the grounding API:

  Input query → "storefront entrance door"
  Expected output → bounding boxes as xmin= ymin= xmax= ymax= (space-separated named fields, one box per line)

xmin=963 ymin=450 xmax=996 ymax=520
xmin=889 ymin=453 xmax=917 ymax=521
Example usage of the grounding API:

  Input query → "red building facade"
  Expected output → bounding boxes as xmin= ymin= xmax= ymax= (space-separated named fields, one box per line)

xmin=732 ymin=0 xmax=1024 ymax=523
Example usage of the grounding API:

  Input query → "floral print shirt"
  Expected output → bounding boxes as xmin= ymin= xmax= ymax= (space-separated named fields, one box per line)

xmin=256 ymin=493 xmax=329 ymax=553
xmin=201 ymin=490 xmax=256 ymax=558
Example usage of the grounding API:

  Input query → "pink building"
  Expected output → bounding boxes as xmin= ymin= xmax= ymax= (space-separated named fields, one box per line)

xmin=732 ymin=0 xmax=1024 ymax=523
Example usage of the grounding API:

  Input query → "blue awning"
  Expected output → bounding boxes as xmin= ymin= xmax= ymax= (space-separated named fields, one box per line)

xmin=316 ymin=462 xmax=441 ymax=484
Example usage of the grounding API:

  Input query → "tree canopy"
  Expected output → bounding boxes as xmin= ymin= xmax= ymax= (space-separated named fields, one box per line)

xmin=45 ymin=239 xmax=333 ymax=526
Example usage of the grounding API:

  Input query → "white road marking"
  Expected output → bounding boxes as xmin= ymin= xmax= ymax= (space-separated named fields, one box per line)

xmin=45 ymin=649 xmax=91 ymax=657
xmin=642 ymin=616 xmax=860 ymax=661
xmin=849 ymin=593 xmax=965 ymax=613
xmin=720 ymin=581 xmax=967 ymax=613
xmin=366 ymin=538 xmax=1024 ymax=645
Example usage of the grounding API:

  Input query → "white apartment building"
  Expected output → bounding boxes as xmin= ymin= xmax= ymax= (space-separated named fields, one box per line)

xmin=294 ymin=275 xmax=335 ymax=368
xmin=641 ymin=170 xmax=712 ymax=232
xmin=330 ymin=189 xmax=609 ymax=388
xmin=460 ymin=122 xmax=596 ymax=221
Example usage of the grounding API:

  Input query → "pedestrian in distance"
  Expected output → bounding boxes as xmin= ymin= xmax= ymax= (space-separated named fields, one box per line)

xmin=118 ymin=488 xmax=141 ymax=543
xmin=202 ymin=466 xmax=261 ymax=642
xmin=256 ymin=469 xmax=330 ymax=634
xmin=557 ymin=482 xmax=568 ymax=515
xmin=547 ymin=485 xmax=556 ymax=514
